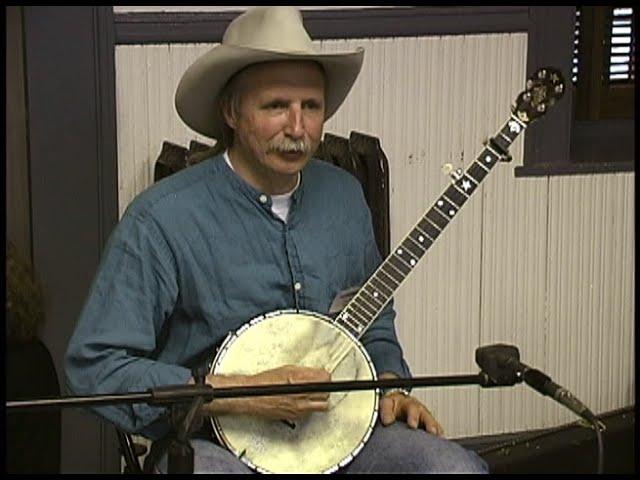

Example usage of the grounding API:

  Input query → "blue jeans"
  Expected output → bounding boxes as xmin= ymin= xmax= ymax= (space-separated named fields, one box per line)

xmin=154 ymin=421 xmax=489 ymax=474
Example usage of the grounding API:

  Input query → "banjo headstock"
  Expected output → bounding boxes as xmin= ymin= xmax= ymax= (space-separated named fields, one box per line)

xmin=513 ymin=67 xmax=566 ymax=124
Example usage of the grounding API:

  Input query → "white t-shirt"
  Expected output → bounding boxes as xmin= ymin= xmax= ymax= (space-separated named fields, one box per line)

xmin=224 ymin=151 xmax=299 ymax=223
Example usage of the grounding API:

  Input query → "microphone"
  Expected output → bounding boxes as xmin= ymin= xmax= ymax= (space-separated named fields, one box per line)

xmin=517 ymin=363 xmax=597 ymax=424
xmin=476 ymin=344 xmax=598 ymax=424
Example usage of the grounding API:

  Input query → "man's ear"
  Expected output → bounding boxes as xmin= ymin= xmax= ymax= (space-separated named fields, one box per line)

xmin=221 ymin=100 xmax=237 ymax=130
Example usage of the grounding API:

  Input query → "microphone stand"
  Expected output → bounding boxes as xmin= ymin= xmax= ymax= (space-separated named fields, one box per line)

xmin=9 ymin=345 xmax=600 ymax=473
xmin=6 ymin=371 xmax=513 ymax=473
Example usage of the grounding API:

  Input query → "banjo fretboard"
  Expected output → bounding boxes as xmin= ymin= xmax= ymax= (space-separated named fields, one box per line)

xmin=335 ymin=114 xmax=528 ymax=338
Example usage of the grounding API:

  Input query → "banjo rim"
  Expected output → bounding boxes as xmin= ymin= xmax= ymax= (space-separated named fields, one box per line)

xmin=209 ymin=308 xmax=380 ymax=473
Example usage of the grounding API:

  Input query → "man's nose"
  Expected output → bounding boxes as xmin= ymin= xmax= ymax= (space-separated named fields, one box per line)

xmin=284 ymin=105 xmax=305 ymax=138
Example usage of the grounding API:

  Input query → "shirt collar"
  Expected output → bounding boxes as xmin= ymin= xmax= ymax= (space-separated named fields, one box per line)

xmin=221 ymin=150 xmax=304 ymax=208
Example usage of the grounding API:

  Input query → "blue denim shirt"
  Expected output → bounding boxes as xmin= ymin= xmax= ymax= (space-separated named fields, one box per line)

xmin=65 ymin=154 xmax=410 ymax=438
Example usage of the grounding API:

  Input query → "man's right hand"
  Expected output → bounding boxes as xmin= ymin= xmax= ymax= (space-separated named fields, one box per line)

xmin=202 ymin=365 xmax=331 ymax=421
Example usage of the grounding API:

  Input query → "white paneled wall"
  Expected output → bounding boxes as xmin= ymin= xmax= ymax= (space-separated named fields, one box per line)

xmin=115 ymin=34 xmax=635 ymax=438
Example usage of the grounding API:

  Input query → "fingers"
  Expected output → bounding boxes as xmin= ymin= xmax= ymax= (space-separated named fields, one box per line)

xmin=415 ymin=407 xmax=444 ymax=437
xmin=304 ymin=399 xmax=330 ymax=412
xmin=381 ymin=394 xmax=446 ymax=437
xmin=379 ymin=394 xmax=397 ymax=426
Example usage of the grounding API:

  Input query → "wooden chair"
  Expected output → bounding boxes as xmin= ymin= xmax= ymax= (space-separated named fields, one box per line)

xmin=117 ymin=131 xmax=391 ymax=472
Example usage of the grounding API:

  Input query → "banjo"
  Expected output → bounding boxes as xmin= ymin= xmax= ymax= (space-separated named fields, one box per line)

xmin=208 ymin=67 xmax=565 ymax=473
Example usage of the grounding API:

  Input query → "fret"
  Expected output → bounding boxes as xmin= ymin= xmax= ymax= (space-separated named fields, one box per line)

xmin=377 ymin=268 xmax=401 ymax=288
xmin=417 ymin=216 xmax=441 ymax=240
xmin=425 ymin=208 xmax=449 ymax=230
xmin=362 ymin=283 xmax=387 ymax=305
xmin=475 ymin=158 xmax=490 ymax=173
xmin=433 ymin=196 xmax=458 ymax=221
xmin=502 ymin=117 xmax=524 ymax=142
xmin=343 ymin=324 xmax=359 ymax=338
xmin=485 ymin=143 xmax=503 ymax=159
xmin=369 ymin=277 xmax=393 ymax=297
xmin=443 ymin=184 xmax=468 ymax=208
xmin=393 ymin=245 xmax=418 ymax=267
xmin=359 ymin=289 xmax=384 ymax=310
xmin=491 ymin=133 xmax=511 ymax=153
xmin=467 ymin=161 xmax=490 ymax=184
xmin=388 ymin=254 xmax=412 ymax=275
xmin=337 ymin=310 xmax=363 ymax=335
xmin=347 ymin=303 xmax=371 ymax=326
xmin=413 ymin=226 xmax=435 ymax=245
xmin=353 ymin=297 xmax=377 ymax=317
xmin=409 ymin=230 xmax=433 ymax=250
xmin=355 ymin=293 xmax=381 ymax=315
xmin=453 ymin=173 xmax=479 ymax=197
xmin=381 ymin=262 xmax=404 ymax=283
xmin=498 ymin=131 xmax=512 ymax=145
xmin=341 ymin=305 xmax=366 ymax=326
xmin=479 ymin=148 xmax=500 ymax=170
xmin=341 ymin=316 xmax=362 ymax=335
xmin=402 ymin=234 xmax=427 ymax=258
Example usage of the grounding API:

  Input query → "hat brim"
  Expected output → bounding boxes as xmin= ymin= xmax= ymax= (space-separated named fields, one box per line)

xmin=175 ymin=44 xmax=364 ymax=140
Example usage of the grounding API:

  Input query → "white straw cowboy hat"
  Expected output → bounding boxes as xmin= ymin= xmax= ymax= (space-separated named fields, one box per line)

xmin=175 ymin=6 xmax=364 ymax=140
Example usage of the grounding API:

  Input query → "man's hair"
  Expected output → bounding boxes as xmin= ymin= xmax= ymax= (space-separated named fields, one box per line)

xmin=217 ymin=75 xmax=244 ymax=151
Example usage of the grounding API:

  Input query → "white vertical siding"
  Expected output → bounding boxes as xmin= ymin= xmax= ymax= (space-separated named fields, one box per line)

xmin=114 ymin=33 xmax=635 ymax=438
xmin=545 ymin=173 xmax=635 ymax=427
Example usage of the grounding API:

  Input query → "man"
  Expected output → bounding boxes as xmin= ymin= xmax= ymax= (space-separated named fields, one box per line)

xmin=65 ymin=6 xmax=487 ymax=473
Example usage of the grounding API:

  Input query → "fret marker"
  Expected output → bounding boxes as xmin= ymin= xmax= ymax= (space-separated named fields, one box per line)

xmin=397 ymin=248 xmax=403 ymax=255
xmin=449 ymin=209 xmax=455 ymax=216
xmin=410 ymin=259 xmax=416 ymax=266
xmin=485 ymin=155 xmax=493 ymax=163
xmin=418 ymin=235 xmax=424 ymax=243
xmin=437 ymin=200 xmax=444 ymax=207
xmin=508 ymin=120 xmax=521 ymax=133
xmin=373 ymin=291 xmax=379 ymax=298
xmin=462 ymin=179 xmax=472 ymax=191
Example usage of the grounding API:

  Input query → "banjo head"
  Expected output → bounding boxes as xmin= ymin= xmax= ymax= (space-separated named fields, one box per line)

xmin=210 ymin=310 xmax=379 ymax=473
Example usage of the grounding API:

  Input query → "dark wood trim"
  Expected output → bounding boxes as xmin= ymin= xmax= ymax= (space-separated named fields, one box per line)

xmin=94 ymin=8 xmax=120 ymax=472
xmin=22 ymin=5 xmax=120 ymax=473
xmin=94 ymin=7 xmax=119 ymax=252
xmin=6 ymin=6 xmax=33 ymax=264
xmin=514 ymin=161 xmax=634 ymax=177
xmin=114 ymin=6 xmax=530 ymax=44
xmin=522 ymin=7 xmax=575 ymax=175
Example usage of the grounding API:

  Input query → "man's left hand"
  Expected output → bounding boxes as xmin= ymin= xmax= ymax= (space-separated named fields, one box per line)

xmin=379 ymin=391 xmax=444 ymax=437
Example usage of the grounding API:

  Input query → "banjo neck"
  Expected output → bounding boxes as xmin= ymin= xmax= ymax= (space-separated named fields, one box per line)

xmin=334 ymin=115 xmax=527 ymax=341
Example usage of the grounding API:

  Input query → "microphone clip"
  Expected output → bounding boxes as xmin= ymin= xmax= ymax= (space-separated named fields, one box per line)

xmin=475 ymin=344 xmax=524 ymax=387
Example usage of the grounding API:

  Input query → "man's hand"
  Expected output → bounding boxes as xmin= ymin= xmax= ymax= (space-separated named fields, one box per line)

xmin=204 ymin=365 xmax=331 ymax=421
xmin=378 ymin=373 xmax=444 ymax=437
xmin=246 ymin=365 xmax=331 ymax=421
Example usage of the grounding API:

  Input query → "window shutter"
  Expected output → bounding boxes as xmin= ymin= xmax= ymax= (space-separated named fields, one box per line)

xmin=606 ymin=7 xmax=634 ymax=83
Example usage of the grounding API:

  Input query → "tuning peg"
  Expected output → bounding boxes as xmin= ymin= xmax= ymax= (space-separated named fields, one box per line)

xmin=450 ymin=168 xmax=464 ymax=182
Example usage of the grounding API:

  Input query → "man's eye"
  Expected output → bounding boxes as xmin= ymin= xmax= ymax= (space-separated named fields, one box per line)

xmin=265 ymin=102 xmax=287 ymax=110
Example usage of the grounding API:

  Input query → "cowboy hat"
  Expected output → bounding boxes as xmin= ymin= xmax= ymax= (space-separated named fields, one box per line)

xmin=174 ymin=6 xmax=364 ymax=140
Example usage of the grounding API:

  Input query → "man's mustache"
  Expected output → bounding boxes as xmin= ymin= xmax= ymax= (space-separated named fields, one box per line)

xmin=267 ymin=138 xmax=311 ymax=154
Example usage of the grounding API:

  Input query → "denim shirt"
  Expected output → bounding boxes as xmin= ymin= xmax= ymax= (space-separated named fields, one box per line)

xmin=65 ymin=154 xmax=411 ymax=438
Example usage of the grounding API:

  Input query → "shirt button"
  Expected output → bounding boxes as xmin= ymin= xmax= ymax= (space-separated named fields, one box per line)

xmin=294 ymin=282 xmax=302 ymax=291
xmin=259 ymin=194 xmax=268 ymax=204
